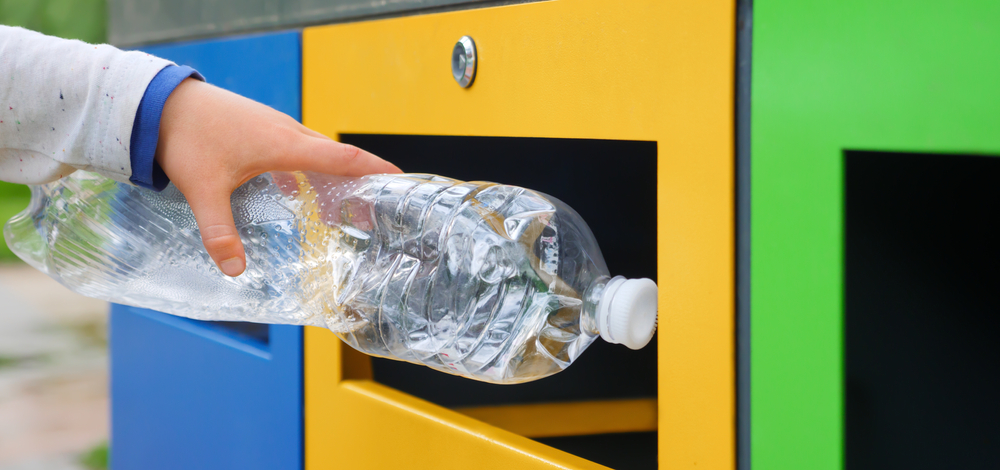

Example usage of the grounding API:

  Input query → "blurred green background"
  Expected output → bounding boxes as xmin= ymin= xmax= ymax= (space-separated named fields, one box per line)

xmin=0 ymin=0 xmax=106 ymax=261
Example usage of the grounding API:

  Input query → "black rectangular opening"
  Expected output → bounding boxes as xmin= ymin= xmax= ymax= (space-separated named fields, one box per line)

xmin=845 ymin=150 xmax=1000 ymax=470
xmin=341 ymin=134 xmax=658 ymax=470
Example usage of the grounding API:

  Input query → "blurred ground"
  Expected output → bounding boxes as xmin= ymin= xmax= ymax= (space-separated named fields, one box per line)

xmin=0 ymin=264 xmax=108 ymax=470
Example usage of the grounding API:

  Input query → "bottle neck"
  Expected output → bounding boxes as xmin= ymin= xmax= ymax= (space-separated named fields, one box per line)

xmin=581 ymin=275 xmax=621 ymax=337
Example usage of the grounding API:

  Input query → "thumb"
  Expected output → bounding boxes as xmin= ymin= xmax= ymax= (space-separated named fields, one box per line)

xmin=188 ymin=187 xmax=246 ymax=277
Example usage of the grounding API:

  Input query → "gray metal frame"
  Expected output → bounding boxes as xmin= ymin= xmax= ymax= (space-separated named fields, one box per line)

xmin=736 ymin=0 xmax=752 ymax=468
xmin=109 ymin=0 xmax=541 ymax=46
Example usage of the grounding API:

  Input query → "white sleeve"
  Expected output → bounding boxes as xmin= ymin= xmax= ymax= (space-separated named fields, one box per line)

xmin=0 ymin=25 xmax=174 ymax=185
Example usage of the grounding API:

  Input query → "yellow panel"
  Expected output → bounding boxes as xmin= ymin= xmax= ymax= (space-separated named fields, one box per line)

xmin=303 ymin=0 xmax=735 ymax=468
xmin=455 ymin=398 xmax=658 ymax=438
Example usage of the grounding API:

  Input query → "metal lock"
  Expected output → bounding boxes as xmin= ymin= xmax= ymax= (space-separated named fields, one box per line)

xmin=451 ymin=36 xmax=477 ymax=88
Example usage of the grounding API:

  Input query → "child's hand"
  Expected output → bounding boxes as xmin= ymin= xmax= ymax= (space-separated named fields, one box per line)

xmin=155 ymin=78 xmax=400 ymax=277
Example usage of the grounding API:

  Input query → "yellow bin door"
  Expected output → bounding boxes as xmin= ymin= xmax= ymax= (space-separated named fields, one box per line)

xmin=302 ymin=1 xmax=735 ymax=468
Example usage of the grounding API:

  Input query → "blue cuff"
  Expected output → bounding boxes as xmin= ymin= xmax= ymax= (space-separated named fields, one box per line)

xmin=130 ymin=65 xmax=204 ymax=191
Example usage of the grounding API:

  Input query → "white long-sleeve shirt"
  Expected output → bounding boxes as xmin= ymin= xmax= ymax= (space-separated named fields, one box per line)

xmin=0 ymin=25 xmax=173 ymax=185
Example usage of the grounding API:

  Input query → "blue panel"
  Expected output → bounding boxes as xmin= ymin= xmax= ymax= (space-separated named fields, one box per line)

xmin=111 ymin=31 xmax=302 ymax=470
xmin=141 ymin=31 xmax=301 ymax=120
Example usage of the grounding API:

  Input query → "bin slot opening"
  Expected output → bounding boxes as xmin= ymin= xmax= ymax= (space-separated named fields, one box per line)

xmin=339 ymin=133 xmax=658 ymax=406
xmin=845 ymin=150 xmax=1000 ymax=469
xmin=200 ymin=320 xmax=270 ymax=346
xmin=339 ymin=134 xmax=658 ymax=470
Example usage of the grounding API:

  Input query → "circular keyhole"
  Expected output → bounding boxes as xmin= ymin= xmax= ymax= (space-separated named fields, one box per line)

xmin=451 ymin=36 xmax=476 ymax=88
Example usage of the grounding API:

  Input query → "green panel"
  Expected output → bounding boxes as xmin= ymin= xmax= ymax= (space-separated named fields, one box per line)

xmin=751 ymin=1 xmax=1000 ymax=469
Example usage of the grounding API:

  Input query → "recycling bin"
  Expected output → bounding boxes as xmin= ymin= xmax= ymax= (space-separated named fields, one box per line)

xmin=107 ymin=1 xmax=736 ymax=469
xmin=109 ymin=31 xmax=304 ymax=470
xmin=104 ymin=0 xmax=1000 ymax=469
xmin=751 ymin=2 xmax=1000 ymax=469
xmin=299 ymin=2 xmax=734 ymax=468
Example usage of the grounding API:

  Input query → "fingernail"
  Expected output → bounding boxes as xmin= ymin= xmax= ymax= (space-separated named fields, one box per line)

xmin=220 ymin=257 xmax=245 ymax=277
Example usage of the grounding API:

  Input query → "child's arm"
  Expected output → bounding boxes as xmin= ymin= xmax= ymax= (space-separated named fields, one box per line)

xmin=0 ymin=25 xmax=172 ymax=184
xmin=0 ymin=26 xmax=399 ymax=277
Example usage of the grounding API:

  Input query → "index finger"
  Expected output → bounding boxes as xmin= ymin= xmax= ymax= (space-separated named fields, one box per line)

xmin=288 ymin=137 xmax=402 ymax=176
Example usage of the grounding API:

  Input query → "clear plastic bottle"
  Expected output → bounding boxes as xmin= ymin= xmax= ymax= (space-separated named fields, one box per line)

xmin=4 ymin=171 xmax=657 ymax=383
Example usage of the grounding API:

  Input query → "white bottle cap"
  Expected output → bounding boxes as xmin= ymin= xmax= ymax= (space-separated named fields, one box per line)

xmin=597 ymin=277 xmax=658 ymax=350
